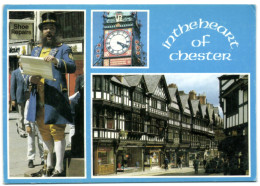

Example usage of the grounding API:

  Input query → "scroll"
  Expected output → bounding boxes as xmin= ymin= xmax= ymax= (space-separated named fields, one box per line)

xmin=20 ymin=56 xmax=55 ymax=81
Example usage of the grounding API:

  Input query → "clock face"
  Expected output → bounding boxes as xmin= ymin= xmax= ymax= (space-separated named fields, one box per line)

xmin=105 ymin=30 xmax=131 ymax=55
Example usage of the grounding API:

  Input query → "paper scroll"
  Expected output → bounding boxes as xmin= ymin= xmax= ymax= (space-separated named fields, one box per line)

xmin=20 ymin=56 xmax=55 ymax=81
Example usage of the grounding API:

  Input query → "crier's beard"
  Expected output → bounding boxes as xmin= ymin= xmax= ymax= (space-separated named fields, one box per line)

xmin=41 ymin=34 xmax=59 ymax=47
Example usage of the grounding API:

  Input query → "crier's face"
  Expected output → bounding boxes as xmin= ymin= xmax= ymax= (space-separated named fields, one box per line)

xmin=42 ymin=24 xmax=56 ymax=41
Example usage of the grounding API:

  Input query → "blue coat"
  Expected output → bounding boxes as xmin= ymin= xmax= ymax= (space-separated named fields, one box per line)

xmin=27 ymin=43 xmax=76 ymax=124
xmin=10 ymin=68 xmax=29 ymax=104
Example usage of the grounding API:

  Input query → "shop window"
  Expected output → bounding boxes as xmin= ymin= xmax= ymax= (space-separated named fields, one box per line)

xmin=93 ymin=76 xmax=101 ymax=91
xmin=161 ymin=102 xmax=166 ymax=111
xmin=151 ymin=99 xmax=157 ymax=108
xmin=111 ymin=84 xmax=121 ymax=96
xmin=133 ymin=92 xmax=145 ymax=104
xmin=56 ymin=12 xmax=84 ymax=39
xmin=107 ymin=111 xmax=114 ymax=129
xmin=98 ymin=148 xmax=114 ymax=165
xmin=168 ymin=128 xmax=173 ymax=140
xmin=125 ymin=113 xmax=131 ymax=131
xmin=226 ymin=91 xmax=239 ymax=115
xmin=93 ymin=108 xmax=97 ymax=128
xmin=99 ymin=116 xmax=105 ymax=128
xmin=104 ymin=78 xmax=110 ymax=92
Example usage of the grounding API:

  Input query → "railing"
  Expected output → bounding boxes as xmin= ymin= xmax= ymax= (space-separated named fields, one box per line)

xmin=93 ymin=128 xmax=119 ymax=139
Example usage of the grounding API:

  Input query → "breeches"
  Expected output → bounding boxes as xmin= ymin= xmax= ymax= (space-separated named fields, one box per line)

xmin=36 ymin=79 xmax=66 ymax=142
xmin=36 ymin=104 xmax=66 ymax=142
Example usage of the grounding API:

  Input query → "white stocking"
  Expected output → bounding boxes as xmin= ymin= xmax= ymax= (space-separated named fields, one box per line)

xmin=43 ymin=139 xmax=54 ymax=169
xmin=54 ymin=139 xmax=66 ymax=172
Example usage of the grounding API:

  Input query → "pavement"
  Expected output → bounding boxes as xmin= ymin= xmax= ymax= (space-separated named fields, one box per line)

xmin=8 ymin=112 xmax=224 ymax=178
xmin=108 ymin=167 xmax=224 ymax=177
xmin=8 ymin=112 xmax=71 ymax=177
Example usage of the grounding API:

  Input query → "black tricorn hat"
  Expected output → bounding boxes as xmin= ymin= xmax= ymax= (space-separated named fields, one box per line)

xmin=38 ymin=12 xmax=61 ymax=31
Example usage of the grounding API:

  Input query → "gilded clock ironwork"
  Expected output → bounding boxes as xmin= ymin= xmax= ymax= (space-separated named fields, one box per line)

xmin=105 ymin=30 xmax=131 ymax=55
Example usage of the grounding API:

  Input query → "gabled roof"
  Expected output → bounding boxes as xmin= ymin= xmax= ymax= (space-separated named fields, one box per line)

xmin=111 ymin=76 xmax=130 ymax=87
xmin=143 ymin=75 xmax=162 ymax=94
xmin=207 ymin=104 xmax=214 ymax=122
xmin=124 ymin=75 xmax=143 ymax=87
xmin=168 ymin=87 xmax=177 ymax=101
xmin=191 ymin=100 xmax=200 ymax=117
xmin=201 ymin=104 xmax=207 ymax=118
xmin=180 ymin=94 xmax=189 ymax=109
xmin=213 ymin=107 xmax=219 ymax=115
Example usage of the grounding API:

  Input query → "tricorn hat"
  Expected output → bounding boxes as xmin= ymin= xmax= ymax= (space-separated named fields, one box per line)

xmin=38 ymin=12 xmax=61 ymax=31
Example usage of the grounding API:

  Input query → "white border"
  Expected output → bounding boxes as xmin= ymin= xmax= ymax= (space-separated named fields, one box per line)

xmin=6 ymin=9 xmax=87 ymax=179
xmin=0 ymin=1 xmax=258 ymax=185
xmin=91 ymin=9 xmax=150 ymax=69
xmin=90 ymin=72 xmax=251 ymax=179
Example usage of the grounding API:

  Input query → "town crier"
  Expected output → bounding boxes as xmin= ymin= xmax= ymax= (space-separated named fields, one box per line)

xmin=27 ymin=12 xmax=76 ymax=177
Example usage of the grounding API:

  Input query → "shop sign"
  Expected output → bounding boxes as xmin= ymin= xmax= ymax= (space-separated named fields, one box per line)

xmin=9 ymin=22 xmax=33 ymax=40
xmin=98 ymin=147 xmax=111 ymax=151
xmin=9 ymin=44 xmax=28 ymax=55
xmin=68 ymin=43 xmax=83 ymax=53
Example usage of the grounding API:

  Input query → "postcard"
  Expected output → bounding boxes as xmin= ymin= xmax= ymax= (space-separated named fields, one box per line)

xmin=2 ymin=4 xmax=256 ymax=184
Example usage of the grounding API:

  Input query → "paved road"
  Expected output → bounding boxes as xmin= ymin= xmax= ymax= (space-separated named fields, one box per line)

xmin=8 ymin=112 xmax=71 ymax=177
xmin=111 ymin=167 xmax=224 ymax=177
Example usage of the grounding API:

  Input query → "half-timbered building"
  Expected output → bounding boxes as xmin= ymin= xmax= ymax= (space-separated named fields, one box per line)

xmin=218 ymin=75 xmax=248 ymax=175
xmin=92 ymin=74 xmax=223 ymax=175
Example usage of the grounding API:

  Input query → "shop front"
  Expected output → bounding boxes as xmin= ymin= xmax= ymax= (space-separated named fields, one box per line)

xmin=176 ymin=148 xmax=190 ymax=167
xmin=144 ymin=147 xmax=163 ymax=169
xmin=93 ymin=146 xmax=115 ymax=175
xmin=116 ymin=146 xmax=143 ymax=173
xmin=165 ymin=146 xmax=179 ymax=168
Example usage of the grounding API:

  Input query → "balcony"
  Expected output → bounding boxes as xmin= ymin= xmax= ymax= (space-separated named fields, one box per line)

xmin=93 ymin=128 xmax=119 ymax=139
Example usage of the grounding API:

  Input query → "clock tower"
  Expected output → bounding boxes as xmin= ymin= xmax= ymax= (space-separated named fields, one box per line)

xmin=99 ymin=11 xmax=144 ymax=67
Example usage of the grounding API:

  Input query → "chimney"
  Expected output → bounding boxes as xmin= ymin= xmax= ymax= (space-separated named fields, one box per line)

xmin=189 ymin=90 xmax=197 ymax=100
xmin=198 ymin=93 xmax=206 ymax=104
xmin=178 ymin=91 xmax=185 ymax=95
xmin=168 ymin=83 xmax=177 ymax=88
xmin=116 ymin=75 xmax=123 ymax=82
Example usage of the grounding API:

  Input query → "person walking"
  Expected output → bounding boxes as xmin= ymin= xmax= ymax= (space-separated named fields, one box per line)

xmin=10 ymin=62 xmax=29 ymax=138
xmin=193 ymin=156 xmax=199 ymax=174
xmin=164 ymin=156 xmax=169 ymax=170
xmin=24 ymin=97 xmax=44 ymax=168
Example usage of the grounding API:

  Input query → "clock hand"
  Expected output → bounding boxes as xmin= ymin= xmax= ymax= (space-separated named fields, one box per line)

xmin=117 ymin=41 xmax=128 ymax=48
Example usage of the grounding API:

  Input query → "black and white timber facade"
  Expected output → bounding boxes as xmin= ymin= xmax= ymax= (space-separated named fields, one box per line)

xmin=92 ymin=74 xmax=223 ymax=175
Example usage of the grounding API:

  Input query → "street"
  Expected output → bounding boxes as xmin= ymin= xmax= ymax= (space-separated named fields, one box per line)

xmin=8 ymin=112 xmax=71 ymax=177
xmin=104 ymin=167 xmax=224 ymax=177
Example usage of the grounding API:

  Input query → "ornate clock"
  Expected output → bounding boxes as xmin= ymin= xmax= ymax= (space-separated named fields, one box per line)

xmin=105 ymin=30 xmax=131 ymax=55
xmin=100 ymin=11 xmax=143 ymax=66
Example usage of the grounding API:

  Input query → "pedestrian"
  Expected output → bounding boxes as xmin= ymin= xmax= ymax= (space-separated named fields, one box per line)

xmin=223 ymin=158 xmax=229 ymax=175
xmin=177 ymin=156 xmax=182 ymax=169
xmin=66 ymin=91 xmax=80 ymax=148
xmin=67 ymin=74 xmax=83 ymax=148
xmin=164 ymin=156 xmax=169 ymax=170
xmin=27 ymin=12 xmax=76 ymax=177
xmin=203 ymin=159 xmax=207 ymax=169
xmin=10 ymin=61 xmax=29 ymax=138
xmin=70 ymin=74 xmax=84 ymax=157
xmin=24 ymin=96 xmax=44 ymax=168
xmin=193 ymin=156 xmax=199 ymax=174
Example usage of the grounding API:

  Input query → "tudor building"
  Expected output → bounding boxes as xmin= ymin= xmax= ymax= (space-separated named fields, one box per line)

xmin=218 ymin=75 xmax=248 ymax=175
xmin=92 ymin=75 xmax=223 ymax=175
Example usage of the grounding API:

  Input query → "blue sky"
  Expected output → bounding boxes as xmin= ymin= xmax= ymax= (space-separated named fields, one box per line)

xmin=92 ymin=11 xmax=148 ymax=65
xmin=165 ymin=74 xmax=223 ymax=116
